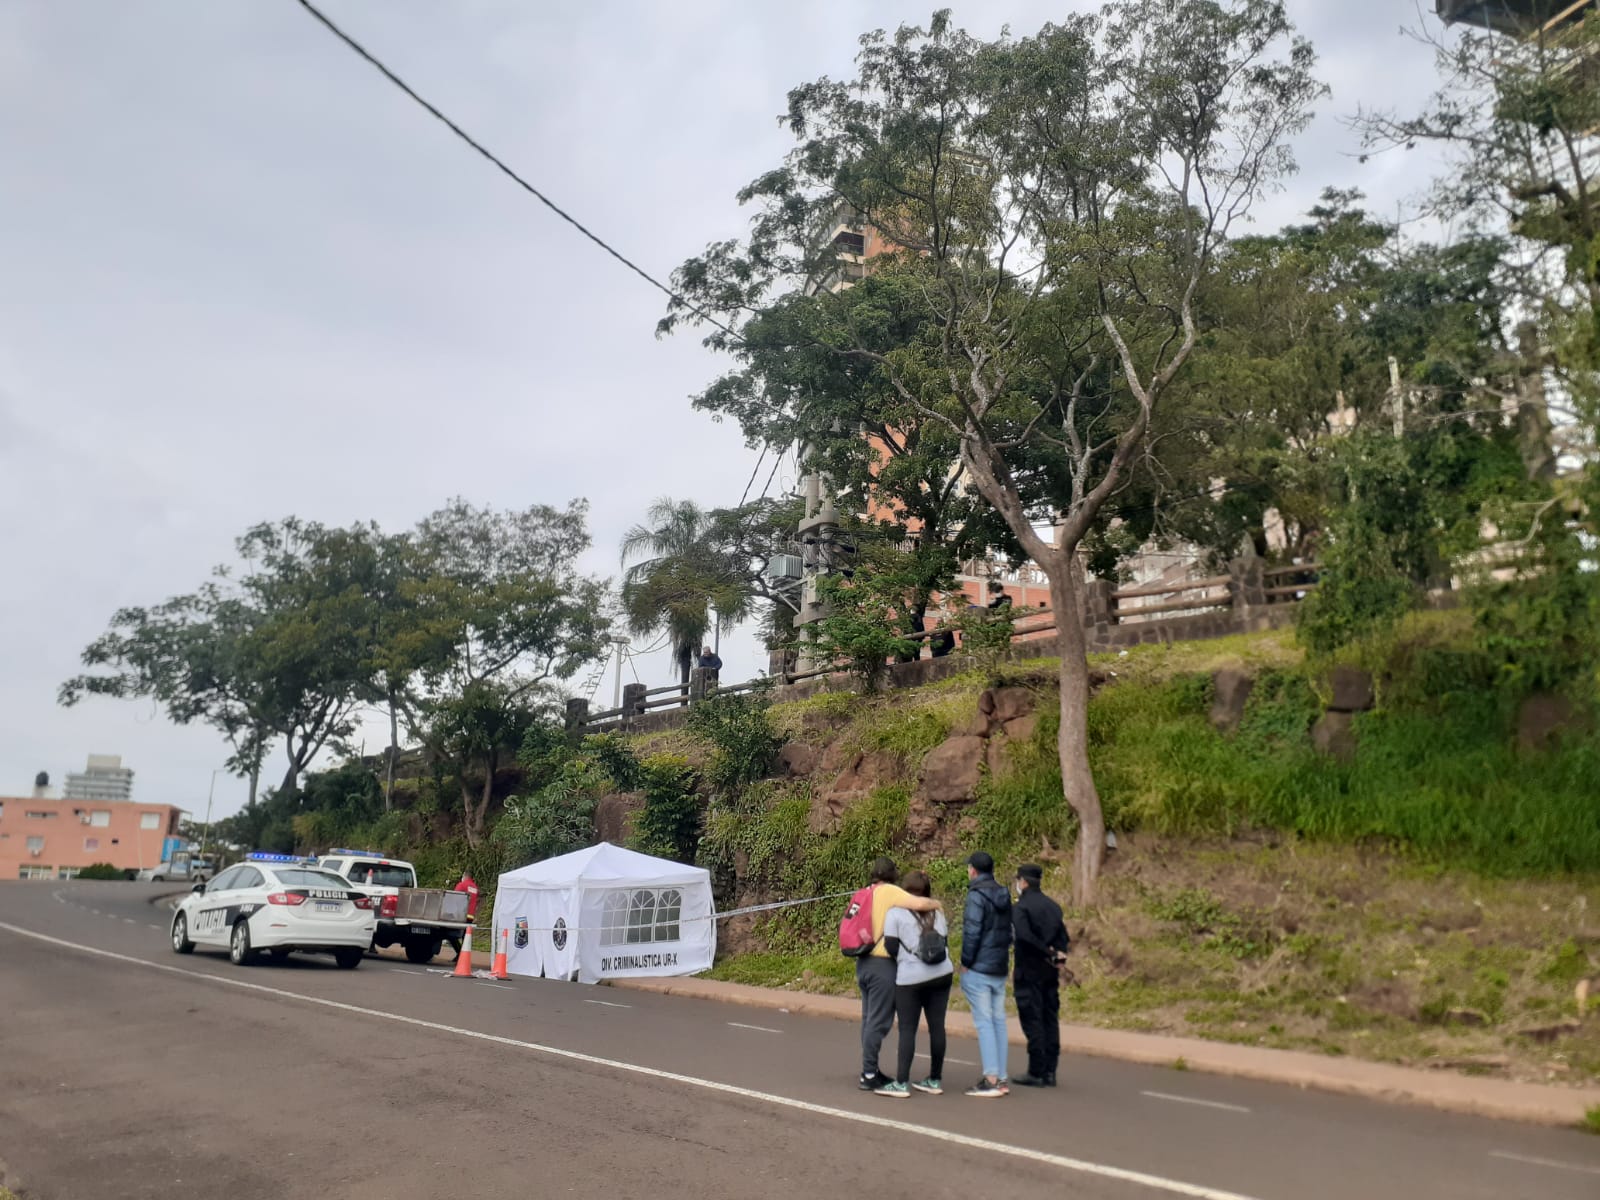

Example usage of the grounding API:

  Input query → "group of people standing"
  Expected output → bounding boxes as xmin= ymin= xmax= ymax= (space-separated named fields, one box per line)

xmin=853 ymin=850 xmax=1070 ymax=1099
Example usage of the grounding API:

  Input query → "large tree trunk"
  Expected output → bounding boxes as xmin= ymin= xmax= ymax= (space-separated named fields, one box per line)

xmin=459 ymin=773 xmax=478 ymax=850
xmin=1047 ymin=561 xmax=1106 ymax=906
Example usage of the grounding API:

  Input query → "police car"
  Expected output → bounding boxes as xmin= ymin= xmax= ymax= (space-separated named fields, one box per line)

xmin=169 ymin=852 xmax=377 ymax=968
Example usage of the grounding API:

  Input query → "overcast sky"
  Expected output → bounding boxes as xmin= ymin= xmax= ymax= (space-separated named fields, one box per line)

xmin=0 ymin=1 xmax=1458 ymax=820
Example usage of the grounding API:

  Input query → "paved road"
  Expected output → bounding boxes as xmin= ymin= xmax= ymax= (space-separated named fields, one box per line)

xmin=1 ymin=882 xmax=1597 ymax=1200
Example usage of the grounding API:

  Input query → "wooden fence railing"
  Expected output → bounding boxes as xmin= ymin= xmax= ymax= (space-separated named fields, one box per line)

xmin=572 ymin=556 xmax=1320 ymax=732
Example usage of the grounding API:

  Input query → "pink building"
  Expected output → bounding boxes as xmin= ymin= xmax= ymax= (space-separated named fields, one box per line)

xmin=0 ymin=796 xmax=184 ymax=880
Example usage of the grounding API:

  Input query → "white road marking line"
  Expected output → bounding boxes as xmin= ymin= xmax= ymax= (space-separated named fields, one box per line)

xmin=123 ymin=918 xmax=138 ymax=924
xmin=1488 ymin=1150 xmax=1600 ymax=1177
xmin=0 ymin=919 xmax=1265 ymax=1200
xmin=389 ymin=967 xmax=427 ymax=976
xmin=728 ymin=1022 xmax=782 ymax=1034
xmin=475 ymin=982 xmax=513 ymax=990
xmin=585 ymin=999 xmax=632 ymax=1008
xmin=147 ymin=924 xmax=162 ymax=930
xmin=917 ymin=1052 xmax=976 ymax=1067
xmin=1141 ymin=1092 xmax=1251 ymax=1114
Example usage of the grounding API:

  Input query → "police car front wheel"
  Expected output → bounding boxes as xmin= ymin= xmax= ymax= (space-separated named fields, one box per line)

xmin=171 ymin=915 xmax=194 ymax=955
xmin=229 ymin=921 xmax=256 ymax=965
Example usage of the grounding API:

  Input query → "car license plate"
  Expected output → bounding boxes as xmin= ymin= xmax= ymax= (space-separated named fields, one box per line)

xmin=315 ymin=901 xmax=341 ymax=913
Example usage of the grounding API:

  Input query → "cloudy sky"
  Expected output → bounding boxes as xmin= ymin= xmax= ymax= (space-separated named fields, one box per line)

xmin=0 ymin=1 xmax=1459 ymax=819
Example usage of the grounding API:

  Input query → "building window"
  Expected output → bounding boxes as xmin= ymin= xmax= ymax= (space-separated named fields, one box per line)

xmin=139 ymin=813 xmax=161 ymax=830
xmin=19 ymin=865 xmax=52 ymax=880
xmin=25 ymin=811 xmax=57 ymax=820
xmin=84 ymin=838 xmax=100 ymax=852
xmin=90 ymin=810 xmax=111 ymax=827
xmin=58 ymin=866 xmax=81 ymax=880
xmin=833 ymin=230 xmax=866 ymax=256
xmin=599 ymin=888 xmax=683 ymax=946
xmin=25 ymin=836 xmax=44 ymax=854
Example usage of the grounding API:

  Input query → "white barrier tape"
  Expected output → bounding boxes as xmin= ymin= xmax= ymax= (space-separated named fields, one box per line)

xmin=488 ymin=889 xmax=856 ymax=936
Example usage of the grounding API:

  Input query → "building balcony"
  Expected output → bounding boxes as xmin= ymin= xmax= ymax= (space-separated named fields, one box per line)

xmin=1438 ymin=0 xmax=1595 ymax=36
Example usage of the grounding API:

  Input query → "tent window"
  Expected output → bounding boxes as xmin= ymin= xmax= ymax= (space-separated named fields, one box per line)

xmin=600 ymin=887 xmax=685 ymax=946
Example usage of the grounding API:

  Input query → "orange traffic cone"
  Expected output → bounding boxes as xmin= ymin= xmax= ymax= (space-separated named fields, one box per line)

xmin=491 ymin=928 xmax=510 ymax=981
xmin=452 ymin=926 xmax=474 ymax=978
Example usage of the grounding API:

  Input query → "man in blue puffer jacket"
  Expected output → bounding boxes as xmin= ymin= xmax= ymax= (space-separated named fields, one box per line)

xmin=959 ymin=850 xmax=1013 ymax=1097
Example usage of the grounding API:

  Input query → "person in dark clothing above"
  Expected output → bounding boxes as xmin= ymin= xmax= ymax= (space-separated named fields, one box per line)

xmin=960 ymin=850 xmax=1013 ymax=1097
xmin=1010 ymin=863 xmax=1070 ymax=1087
xmin=986 ymin=582 xmax=1013 ymax=611
xmin=697 ymin=646 xmax=722 ymax=687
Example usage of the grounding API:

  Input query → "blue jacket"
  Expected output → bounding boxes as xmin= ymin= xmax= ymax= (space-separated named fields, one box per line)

xmin=961 ymin=873 xmax=1013 ymax=976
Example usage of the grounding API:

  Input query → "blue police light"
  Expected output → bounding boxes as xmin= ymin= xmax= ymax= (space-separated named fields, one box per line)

xmin=247 ymin=851 xmax=302 ymax=863
xmin=328 ymin=848 xmax=387 ymax=859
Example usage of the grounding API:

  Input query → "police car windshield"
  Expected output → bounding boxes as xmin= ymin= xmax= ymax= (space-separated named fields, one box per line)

xmin=345 ymin=862 xmax=413 ymax=888
xmin=274 ymin=870 xmax=355 ymax=889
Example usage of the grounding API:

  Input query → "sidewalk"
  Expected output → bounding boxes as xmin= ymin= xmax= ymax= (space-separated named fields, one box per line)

xmin=608 ymin=975 xmax=1600 ymax=1128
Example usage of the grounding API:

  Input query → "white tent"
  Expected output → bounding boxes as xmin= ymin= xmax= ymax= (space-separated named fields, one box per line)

xmin=492 ymin=842 xmax=715 ymax=984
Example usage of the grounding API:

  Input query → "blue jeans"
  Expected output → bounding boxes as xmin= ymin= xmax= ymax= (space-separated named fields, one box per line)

xmin=960 ymin=969 xmax=1009 ymax=1081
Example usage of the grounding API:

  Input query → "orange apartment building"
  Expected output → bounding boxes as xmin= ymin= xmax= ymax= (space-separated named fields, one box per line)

xmin=0 ymin=796 xmax=185 ymax=880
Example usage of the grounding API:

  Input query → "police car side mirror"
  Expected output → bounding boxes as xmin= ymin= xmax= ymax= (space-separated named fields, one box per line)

xmin=191 ymin=882 xmax=207 ymax=894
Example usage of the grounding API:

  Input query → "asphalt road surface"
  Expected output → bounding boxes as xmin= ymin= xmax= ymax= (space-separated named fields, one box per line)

xmin=1 ymin=882 xmax=1597 ymax=1200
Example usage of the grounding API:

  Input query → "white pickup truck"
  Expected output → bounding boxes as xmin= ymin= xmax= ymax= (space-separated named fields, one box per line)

xmin=314 ymin=849 xmax=473 ymax=964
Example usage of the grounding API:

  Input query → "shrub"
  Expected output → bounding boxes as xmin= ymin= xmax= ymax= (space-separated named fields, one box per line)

xmin=686 ymin=691 xmax=782 ymax=794
xmin=633 ymin=754 xmax=700 ymax=863
xmin=76 ymin=863 xmax=124 ymax=881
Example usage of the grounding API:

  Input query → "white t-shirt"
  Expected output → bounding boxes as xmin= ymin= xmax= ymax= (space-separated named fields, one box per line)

xmin=884 ymin=905 xmax=954 ymax=987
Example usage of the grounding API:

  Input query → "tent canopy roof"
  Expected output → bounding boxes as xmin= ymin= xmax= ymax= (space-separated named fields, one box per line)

xmin=497 ymin=841 xmax=710 ymax=890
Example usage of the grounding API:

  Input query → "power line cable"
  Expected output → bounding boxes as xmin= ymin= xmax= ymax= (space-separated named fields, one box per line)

xmin=292 ymin=0 xmax=743 ymax=343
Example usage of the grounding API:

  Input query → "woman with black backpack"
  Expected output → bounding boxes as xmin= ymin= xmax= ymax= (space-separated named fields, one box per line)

xmin=877 ymin=869 xmax=953 ymax=1098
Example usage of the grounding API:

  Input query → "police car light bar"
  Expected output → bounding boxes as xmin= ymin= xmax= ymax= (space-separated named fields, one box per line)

xmin=247 ymin=851 xmax=311 ymax=863
xmin=328 ymin=848 xmax=387 ymax=859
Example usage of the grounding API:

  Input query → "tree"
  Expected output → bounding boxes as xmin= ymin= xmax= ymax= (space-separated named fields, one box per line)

xmin=661 ymin=3 xmax=1321 ymax=902
xmin=61 ymin=517 xmax=386 ymax=802
xmin=414 ymin=498 xmax=610 ymax=847
xmin=621 ymin=498 xmax=754 ymax=686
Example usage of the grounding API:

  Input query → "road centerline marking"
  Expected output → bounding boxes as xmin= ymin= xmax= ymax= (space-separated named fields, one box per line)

xmin=1488 ymin=1150 xmax=1600 ymax=1177
xmin=0 ymin=919 xmax=1264 ymax=1200
xmin=1141 ymin=1091 xmax=1251 ymax=1114
xmin=585 ymin=999 xmax=632 ymax=1008
xmin=728 ymin=1021 xmax=782 ymax=1034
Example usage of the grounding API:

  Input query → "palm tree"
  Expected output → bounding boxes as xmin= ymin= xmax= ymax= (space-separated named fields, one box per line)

xmin=620 ymin=499 xmax=753 ymax=689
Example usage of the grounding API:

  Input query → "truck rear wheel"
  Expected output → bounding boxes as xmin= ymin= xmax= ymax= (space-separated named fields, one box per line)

xmin=404 ymin=937 xmax=442 ymax=964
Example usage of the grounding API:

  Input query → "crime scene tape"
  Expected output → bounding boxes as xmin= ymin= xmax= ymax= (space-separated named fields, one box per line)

xmin=481 ymin=889 xmax=858 ymax=936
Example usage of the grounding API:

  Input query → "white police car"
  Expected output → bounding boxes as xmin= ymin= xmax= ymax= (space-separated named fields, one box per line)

xmin=169 ymin=852 xmax=377 ymax=968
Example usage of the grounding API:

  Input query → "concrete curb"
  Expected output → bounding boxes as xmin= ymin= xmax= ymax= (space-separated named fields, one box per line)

xmin=607 ymin=975 xmax=1600 ymax=1128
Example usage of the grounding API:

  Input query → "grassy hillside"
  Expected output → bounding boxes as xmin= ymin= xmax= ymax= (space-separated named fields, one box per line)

xmin=689 ymin=614 xmax=1600 ymax=1086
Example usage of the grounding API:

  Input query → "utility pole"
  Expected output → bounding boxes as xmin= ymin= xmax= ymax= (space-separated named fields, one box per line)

xmin=795 ymin=439 xmax=842 ymax=670
xmin=1387 ymin=355 xmax=1405 ymax=439
xmin=198 ymin=768 xmax=220 ymax=861
xmin=611 ymin=637 xmax=629 ymax=711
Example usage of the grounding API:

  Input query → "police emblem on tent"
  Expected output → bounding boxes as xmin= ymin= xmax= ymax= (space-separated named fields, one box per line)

xmin=552 ymin=917 xmax=568 ymax=951
xmin=514 ymin=915 xmax=529 ymax=949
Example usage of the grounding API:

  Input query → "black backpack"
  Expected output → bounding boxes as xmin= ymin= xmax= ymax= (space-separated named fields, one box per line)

xmin=910 ymin=911 xmax=948 ymax=966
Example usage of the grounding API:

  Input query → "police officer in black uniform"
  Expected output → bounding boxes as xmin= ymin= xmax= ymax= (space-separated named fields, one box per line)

xmin=1010 ymin=863 xmax=1069 ymax=1087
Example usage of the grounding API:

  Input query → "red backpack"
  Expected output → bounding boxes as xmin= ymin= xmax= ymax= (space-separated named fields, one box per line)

xmin=838 ymin=884 xmax=878 ymax=957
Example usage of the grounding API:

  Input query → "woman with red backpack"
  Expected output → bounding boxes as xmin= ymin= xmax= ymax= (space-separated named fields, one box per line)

xmin=876 ymin=870 xmax=953 ymax=1099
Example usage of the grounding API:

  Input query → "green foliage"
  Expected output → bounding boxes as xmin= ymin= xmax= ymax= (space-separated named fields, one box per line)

xmin=807 ymin=568 xmax=922 ymax=690
xmin=856 ymin=706 xmax=952 ymax=760
xmin=1087 ymin=655 xmax=1600 ymax=875
xmin=685 ymin=691 xmax=782 ymax=794
xmin=633 ymin=754 xmax=701 ymax=863
xmin=1584 ymin=1106 xmax=1600 ymax=1137
xmin=76 ymin=863 xmax=125 ymax=881
xmin=953 ymin=605 xmax=1018 ymax=675
xmin=1147 ymin=888 xmax=1273 ymax=960
xmin=621 ymin=497 xmax=756 ymax=683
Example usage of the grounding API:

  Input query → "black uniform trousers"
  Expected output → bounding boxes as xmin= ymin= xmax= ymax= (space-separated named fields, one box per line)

xmin=1013 ymin=968 xmax=1061 ymax=1078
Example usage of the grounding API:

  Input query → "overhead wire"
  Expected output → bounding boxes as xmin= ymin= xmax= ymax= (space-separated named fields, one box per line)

xmin=292 ymin=0 xmax=744 ymax=344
